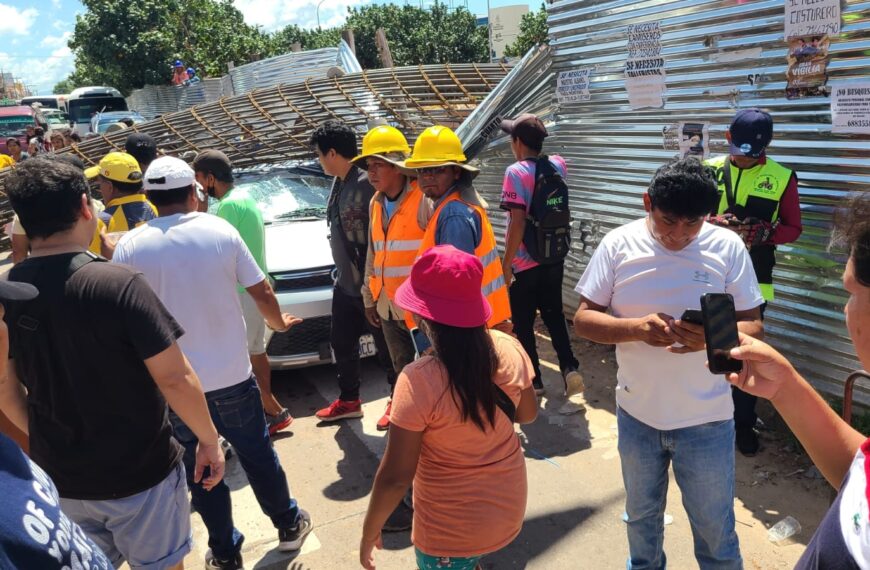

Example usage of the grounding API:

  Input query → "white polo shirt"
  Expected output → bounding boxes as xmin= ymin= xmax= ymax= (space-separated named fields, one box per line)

xmin=114 ymin=212 xmax=265 ymax=393
xmin=575 ymin=218 xmax=763 ymax=430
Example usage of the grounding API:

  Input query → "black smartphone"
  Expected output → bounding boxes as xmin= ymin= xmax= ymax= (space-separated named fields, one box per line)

xmin=680 ymin=309 xmax=703 ymax=325
xmin=410 ymin=327 xmax=432 ymax=358
xmin=700 ymin=293 xmax=743 ymax=374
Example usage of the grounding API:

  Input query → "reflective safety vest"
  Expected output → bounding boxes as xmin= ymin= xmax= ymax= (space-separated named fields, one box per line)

xmin=369 ymin=183 xmax=426 ymax=302
xmin=418 ymin=191 xmax=512 ymax=328
xmin=705 ymin=155 xmax=794 ymax=301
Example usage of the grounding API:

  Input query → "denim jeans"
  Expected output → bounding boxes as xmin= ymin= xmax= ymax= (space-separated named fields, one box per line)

xmin=169 ymin=377 xmax=299 ymax=560
xmin=617 ymin=407 xmax=742 ymax=570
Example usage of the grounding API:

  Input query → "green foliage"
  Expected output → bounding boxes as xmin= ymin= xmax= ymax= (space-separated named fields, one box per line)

xmin=53 ymin=78 xmax=77 ymax=95
xmin=59 ymin=0 xmax=490 ymax=95
xmin=503 ymin=4 xmax=549 ymax=58
xmin=344 ymin=3 xmax=488 ymax=69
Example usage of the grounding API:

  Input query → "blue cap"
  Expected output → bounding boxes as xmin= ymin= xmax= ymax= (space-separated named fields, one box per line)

xmin=729 ymin=108 xmax=773 ymax=158
xmin=174 ymin=60 xmax=183 ymax=67
xmin=187 ymin=67 xmax=195 ymax=75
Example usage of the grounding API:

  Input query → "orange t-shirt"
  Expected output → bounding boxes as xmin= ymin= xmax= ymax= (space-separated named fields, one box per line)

xmin=390 ymin=330 xmax=534 ymax=557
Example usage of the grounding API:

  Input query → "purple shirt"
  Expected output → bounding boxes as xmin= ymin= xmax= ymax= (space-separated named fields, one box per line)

xmin=500 ymin=155 xmax=568 ymax=273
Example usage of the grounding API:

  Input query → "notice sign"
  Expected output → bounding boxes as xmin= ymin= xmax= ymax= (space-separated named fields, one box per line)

xmin=625 ymin=22 xmax=666 ymax=109
xmin=832 ymin=83 xmax=870 ymax=134
xmin=786 ymin=34 xmax=829 ymax=99
xmin=557 ymin=68 xmax=592 ymax=104
xmin=785 ymin=0 xmax=840 ymax=39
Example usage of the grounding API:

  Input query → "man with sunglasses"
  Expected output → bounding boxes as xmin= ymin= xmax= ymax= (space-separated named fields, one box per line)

xmin=400 ymin=125 xmax=512 ymax=330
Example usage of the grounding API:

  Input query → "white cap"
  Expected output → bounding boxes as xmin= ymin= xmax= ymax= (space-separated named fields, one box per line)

xmin=143 ymin=156 xmax=196 ymax=191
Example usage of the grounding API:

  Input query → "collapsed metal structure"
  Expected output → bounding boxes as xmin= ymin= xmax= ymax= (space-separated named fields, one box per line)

xmin=464 ymin=0 xmax=870 ymax=403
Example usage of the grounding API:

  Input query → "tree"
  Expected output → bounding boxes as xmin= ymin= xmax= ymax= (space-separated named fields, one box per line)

xmin=503 ymin=4 xmax=549 ymax=58
xmin=64 ymin=0 xmax=274 ymax=94
xmin=272 ymin=25 xmax=343 ymax=54
xmin=344 ymin=3 xmax=488 ymax=69
xmin=53 ymin=78 xmax=78 ymax=94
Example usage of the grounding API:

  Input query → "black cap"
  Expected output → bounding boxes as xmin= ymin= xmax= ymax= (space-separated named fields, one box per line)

xmin=500 ymin=114 xmax=549 ymax=149
xmin=729 ymin=109 xmax=773 ymax=158
xmin=124 ymin=133 xmax=158 ymax=167
xmin=0 ymin=279 xmax=38 ymax=302
xmin=192 ymin=149 xmax=234 ymax=183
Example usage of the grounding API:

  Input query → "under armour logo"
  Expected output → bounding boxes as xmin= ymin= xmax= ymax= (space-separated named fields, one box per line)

xmin=692 ymin=271 xmax=711 ymax=284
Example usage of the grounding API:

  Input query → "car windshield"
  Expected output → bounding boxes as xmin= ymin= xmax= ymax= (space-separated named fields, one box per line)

xmin=95 ymin=115 xmax=143 ymax=133
xmin=69 ymin=97 xmax=127 ymax=124
xmin=208 ymin=167 xmax=331 ymax=223
xmin=0 ymin=115 xmax=32 ymax=137
xmin=45 ymin=112 xmax=68 ymax=125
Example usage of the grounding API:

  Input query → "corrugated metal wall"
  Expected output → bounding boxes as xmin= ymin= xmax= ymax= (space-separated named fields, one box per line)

xmin=533 ymin=0 xmax=868 ymax=400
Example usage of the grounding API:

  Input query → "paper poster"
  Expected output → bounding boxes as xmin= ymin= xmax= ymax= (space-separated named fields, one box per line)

xmin=678 ymin=122 xmax=710 ymax=158
xmin=786 ymin=34 xmax=829 ymax=99
xmin=785 ymin=0 xmax=840 ymax=39
xmin=556 ymin=68 xmax=592 ymax=104
xmin=625 ymin=22 xmax=666 ymax=109
xmin=832 ymin=83 xmax=870 ymax=134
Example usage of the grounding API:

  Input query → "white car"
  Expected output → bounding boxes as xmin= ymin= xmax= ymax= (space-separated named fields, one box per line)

xmin=226 ymin=163 xmax=376 ymax=369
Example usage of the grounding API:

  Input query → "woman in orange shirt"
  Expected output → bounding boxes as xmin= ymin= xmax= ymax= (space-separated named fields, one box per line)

xmin=360 ymin=244 xmax=538 ymax=570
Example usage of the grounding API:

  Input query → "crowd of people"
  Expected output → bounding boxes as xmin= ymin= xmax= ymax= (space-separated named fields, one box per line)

xmin=0 ymin=106 xmax=866 ymax=570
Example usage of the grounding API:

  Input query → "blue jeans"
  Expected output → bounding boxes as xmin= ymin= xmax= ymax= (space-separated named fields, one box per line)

xmin=617 ymin=407 xmax=742 ymax=570
xmin=169 ymin=377 xmax=299 ymax=560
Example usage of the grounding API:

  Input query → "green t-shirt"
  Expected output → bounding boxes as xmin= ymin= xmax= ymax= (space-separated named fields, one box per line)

xmin=216 ymin=187 xmax=267 ymax=292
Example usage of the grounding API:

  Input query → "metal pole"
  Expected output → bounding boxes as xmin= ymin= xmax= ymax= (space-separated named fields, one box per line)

xmin=486 ymin=0 xmax=493 ymax=62
xmin=317 ymin=0 xmax=328 ymax=29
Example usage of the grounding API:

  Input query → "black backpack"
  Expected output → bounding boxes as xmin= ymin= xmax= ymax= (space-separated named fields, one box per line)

xmin=522 ymin=156 xmax=572 ymax=264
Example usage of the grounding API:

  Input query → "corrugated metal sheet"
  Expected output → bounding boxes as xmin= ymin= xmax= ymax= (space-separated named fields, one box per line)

xmin=471 ymin=0 xmax=868 ymax=400
xmin=229 ymin=41 xmax=361 ymax=95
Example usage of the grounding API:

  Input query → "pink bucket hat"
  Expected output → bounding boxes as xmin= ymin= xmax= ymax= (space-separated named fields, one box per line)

xmin=394 ymin=245 xmax=492 ymax=328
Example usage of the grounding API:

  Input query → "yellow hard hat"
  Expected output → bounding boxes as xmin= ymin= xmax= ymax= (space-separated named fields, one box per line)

xmin=401 ymin=125 xmax=478 ymax=175
xmin=351 ymin=125 xmax=411 ymax=166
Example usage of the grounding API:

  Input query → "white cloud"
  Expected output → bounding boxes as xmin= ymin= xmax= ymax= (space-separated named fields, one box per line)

xmin=0 ymin=3 xmax=38 ymax=35
xmin=232 ymin=0 xmax=370 ymax=32
xmin=41 ymin=31 xmax=72 ymax=49
xmin=0 ymin=43 xmax=74 ymax=95
xmin=51 ymin=0 xmax=61 ymax=8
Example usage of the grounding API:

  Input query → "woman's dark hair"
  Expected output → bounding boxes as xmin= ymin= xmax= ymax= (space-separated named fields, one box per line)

xmin=648 ymin=157 xmax=719 ymax=219
xmin=147 ymin=185 xmax=192 ymax=208
xmin=309 ymin=120 xmax=358 ymax=159
xmin=425 ymin=319 xmax=500 ymax=431
xmin=34 ymin=127 xmax=44 ymax=138
xmin=833 ymin=193 xmax=870 ymax=286
xmin=69 ymin=132 xmax=82 ymax=143
xmin=5 ymin=157 xmax=90 ymax=240
xmin=6 ymin=137 xmax=19 ymax=148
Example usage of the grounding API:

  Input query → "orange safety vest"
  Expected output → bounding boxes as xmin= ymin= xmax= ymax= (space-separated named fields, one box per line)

xmin=369 ymin=183 xmax=426 ymax=302
xmin=418 ymin=190 xmax=511 ymax=329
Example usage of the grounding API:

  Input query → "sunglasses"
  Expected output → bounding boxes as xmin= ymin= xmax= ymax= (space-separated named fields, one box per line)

xmin=417 ymin=166 xmax=451 ymax=177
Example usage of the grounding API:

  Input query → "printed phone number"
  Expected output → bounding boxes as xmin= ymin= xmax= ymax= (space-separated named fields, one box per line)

xmin=846 ymin=120 xmax=870 ymax=127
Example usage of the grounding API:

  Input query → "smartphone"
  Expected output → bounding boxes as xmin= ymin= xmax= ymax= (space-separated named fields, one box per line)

xmin=410 ymin=327 xmax=432 ymax=358
xmin=700 ymin=293 xmax=743 ymax=374
xmin=680 ymin=309 xmax=703 ymax=325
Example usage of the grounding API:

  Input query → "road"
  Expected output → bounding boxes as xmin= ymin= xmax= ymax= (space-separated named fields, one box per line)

xmin=180 ymin=329 xmax=831 ymax=570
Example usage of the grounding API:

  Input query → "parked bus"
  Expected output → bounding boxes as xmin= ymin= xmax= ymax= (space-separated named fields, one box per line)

xmin=20 ymin=95 xmax=68 ymax=112
xmin=66 ymin=86 xmax=127 ymax=136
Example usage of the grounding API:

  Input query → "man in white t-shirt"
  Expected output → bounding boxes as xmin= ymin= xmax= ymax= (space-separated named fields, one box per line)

xmin=573 ymin=158 xmax=764 ymax=569
xmin=114 ymin=156 xmax=313 ymax=570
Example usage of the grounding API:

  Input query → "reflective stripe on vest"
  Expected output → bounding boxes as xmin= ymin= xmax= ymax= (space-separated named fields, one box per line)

xmin=417 ymin=191 xmax=512 ymax=329
xmin=369 ymin=184 xmax=426 ymax=302
xmin=705 ymin=155 xmax=793 ymax=301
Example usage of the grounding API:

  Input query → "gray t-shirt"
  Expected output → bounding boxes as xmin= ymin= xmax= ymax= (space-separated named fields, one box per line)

xmin=327 ymin=165 xmax=375 ymax=297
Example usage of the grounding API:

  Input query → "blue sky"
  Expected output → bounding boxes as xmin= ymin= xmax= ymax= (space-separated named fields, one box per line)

xmin=1 ymin=0 xmax=538 ymax=95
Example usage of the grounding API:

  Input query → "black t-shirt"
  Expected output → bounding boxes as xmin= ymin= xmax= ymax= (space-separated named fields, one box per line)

xmin=6 ymin=253 xmax=184 ymax=500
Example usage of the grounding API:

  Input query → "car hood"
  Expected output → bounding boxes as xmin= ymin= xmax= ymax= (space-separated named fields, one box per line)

xmin=265 ymin=219 xmax=333 ymax=273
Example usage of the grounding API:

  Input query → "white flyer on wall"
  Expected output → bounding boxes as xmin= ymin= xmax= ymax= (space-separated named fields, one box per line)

xmin=556 ymin=68 xmax=592 ymax=104
xmin=831 ymin=83 xmax=870 ymax=134
xmin=785 ymin=0 xmax=840 ymax=39
xmin=625 ymin=22 xmax=666 ymax=109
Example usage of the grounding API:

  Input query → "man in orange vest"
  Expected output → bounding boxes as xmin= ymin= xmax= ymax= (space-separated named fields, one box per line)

xmin=400 ymin=126 xmax=512 ymax=330
xmin=357 ymin=126 xmax=427 ymax=431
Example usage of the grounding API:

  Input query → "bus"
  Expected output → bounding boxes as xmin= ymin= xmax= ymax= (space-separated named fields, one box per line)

xmin=66 ymin=86 xmax=127 ymax=136
xmin=20 ymin=95 xmax=68 ymax=112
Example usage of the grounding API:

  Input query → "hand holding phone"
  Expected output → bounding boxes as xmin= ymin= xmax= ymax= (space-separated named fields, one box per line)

xmin=701 ymin=293 xmax=743 ymax=374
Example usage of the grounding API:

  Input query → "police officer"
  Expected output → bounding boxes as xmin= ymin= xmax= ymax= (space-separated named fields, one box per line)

xmin=705 ymin=108 xmax=803 ymax=456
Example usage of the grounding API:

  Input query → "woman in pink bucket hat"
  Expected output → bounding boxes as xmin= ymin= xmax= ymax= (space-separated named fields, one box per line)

xmin=360 ymin=245 xmax=538 ymax=570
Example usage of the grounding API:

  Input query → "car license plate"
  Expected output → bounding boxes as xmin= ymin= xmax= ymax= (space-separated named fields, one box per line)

xmin=359 ymin=334 xmax=377 ymax=358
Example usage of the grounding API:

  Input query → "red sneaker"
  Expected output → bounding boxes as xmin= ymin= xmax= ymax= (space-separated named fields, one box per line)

xmin=376 ymin=400 xmax=392 ymax=431
xmin=315 ymin=399 xmax=363 ymax=422
xmin=267 ymin=408 xmax=293 ymax=435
